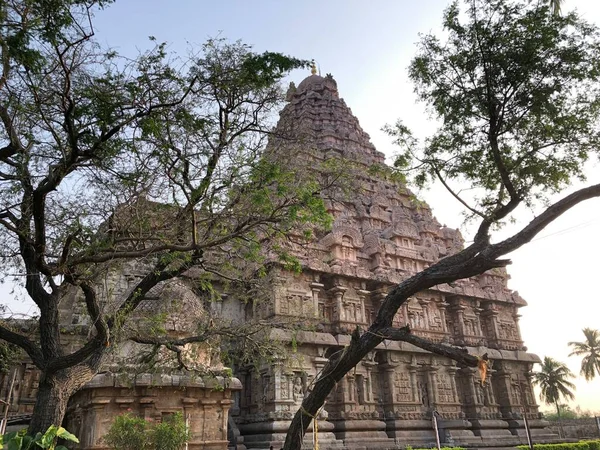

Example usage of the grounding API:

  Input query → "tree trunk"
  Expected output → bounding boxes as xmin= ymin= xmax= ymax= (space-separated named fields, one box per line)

xmin=556 ymin=401 xmax=564 ymax=439
xmin=28 ymin=366 xmax=96 ymax=434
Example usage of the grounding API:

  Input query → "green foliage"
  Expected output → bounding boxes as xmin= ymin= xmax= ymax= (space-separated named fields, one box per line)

xmin=543 ymin=404 xmax=578 ymax=420
xmin=0 ymin=0 xmax=331 ymax=433
xmin=569 ymin=328 xmax=600 ymax=381
xmin=0 ymin=337 xmax=19 ymax=374
xmin=517 ymin=441 xmax=600 ymax=450
xmin=103 ymin=414 xmax=150 ymax=450
xmin=390 ymin=0 xmax=600 ymax=218
xmin=406 ymin=447 xmax=466 ymax=450
xmin=0 ymin=425 xmax=79 ymax=450
xmin=149 ymin=413 xmax=190 ymax=450
xmin=104 ymin=412 xmax=189 ymax=450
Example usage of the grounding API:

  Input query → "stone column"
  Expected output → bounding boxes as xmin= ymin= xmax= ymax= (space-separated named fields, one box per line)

xmin=401 ymin=303 xmax=409 ymax=326
xmin=371 ymin=288 xmax=387 ymax=312
xmin=438 ymin=300 xmax=449 ymax=333
xmin=409 ymin=357 xmax=419 ymax=402
xmin=310 ymin=281 xmax=324 ymax=318
xmin=380 ymin=352 xmax=399 ymax=409
xmin=482 ymin=304 xmax=500 ymax=344
xmin=449 ymin=301 xmax=466 ymax=344
xmin=484 ymin=369 xmax=497 ymax=405
xmin=89 ymin=398 xmax=111 ymax=447
xmin=462 ymin=367 xmax=479 ymax=406
xmin=494 ymin=368 xmax=516 ymax=416
xmin=329 ymin=286 xmax=347 ymax=322
xmin=448 ymin=364 xmax=459 ymax=403
xmin=346 ymin=375 xmax=356 ymax=403
xmin=362 ymin=359 xmax=377 ymax=403
xmin=358 ymin=289 xmax=369 ymax=324
xmin=419 ymin=298 xmax=431 ymax=329
xmin=513 ymin=312 xmax=523 ymax=341
xmin=474 ymin=301 xmax=484 ymax=338
xmin=427 ymin=365 xmax=440 ymax=407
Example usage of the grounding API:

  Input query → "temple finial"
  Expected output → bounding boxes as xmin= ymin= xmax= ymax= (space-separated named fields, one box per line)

xmin=310 ymin=61 xmax=317 ymax=75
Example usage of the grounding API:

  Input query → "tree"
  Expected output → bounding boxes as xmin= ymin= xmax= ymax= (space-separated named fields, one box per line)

xmin=0 ymin=0 xmax=328 ymax=433
xmin=532 ymin=356 xmax=576 ymax=437
xmin=283 ymin=0 xmax=600 ymax=448
xmin=549 ymin=0 xmax=563 ymax=16
xmin=569 ymin=328 xmax=600 ymax=381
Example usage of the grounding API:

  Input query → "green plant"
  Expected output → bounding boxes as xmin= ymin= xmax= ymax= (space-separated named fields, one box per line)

xmin=0 ymin=425 xmax=79 ymax=450
xmin=104 ymin=412 xmax=190 ymax=450
xmin=151 ymin=413 xmax=190 ymax=450
xmin=532 ymin=357 xmax=576 ymax=417
xmin=103 ymin=413 xmax=150 ymax=450
xmin=516 ymin=441 xmax=600 ymax=450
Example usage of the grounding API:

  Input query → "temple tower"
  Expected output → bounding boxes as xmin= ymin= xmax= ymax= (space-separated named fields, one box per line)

xmin=233 ymin=71 xmax=555 ymax=449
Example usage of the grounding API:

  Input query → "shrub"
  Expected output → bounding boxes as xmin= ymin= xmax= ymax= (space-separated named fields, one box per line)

xmin=104 ymin=411 xmax=190 ymax=450
xmin=103 ymin=413 xmax=150 ymax=450
xmin=517 ymin=441 xmax=600 ymax=450
xmin=151 ymin=413 xmax=190 ymax=450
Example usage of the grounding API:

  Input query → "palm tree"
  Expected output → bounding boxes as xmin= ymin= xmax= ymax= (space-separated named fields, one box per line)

xmin=532 ymin=357 xmax=576 ymax=418
xmin=569 ymin=328 xmax=600 ymax=381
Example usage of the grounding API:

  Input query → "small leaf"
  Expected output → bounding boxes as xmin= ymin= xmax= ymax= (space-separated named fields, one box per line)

xmin=55 ymin=427 xmax=79 ymax=443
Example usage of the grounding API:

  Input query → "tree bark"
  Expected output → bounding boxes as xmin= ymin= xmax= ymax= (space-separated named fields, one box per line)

xmin=28 ymin=365 xmax=98 ymax=434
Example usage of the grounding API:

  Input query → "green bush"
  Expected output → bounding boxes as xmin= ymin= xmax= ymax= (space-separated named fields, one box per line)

xmin=407 ymin=447 xmax=466 ymax=450
xmin=517 ymin=441 xmax=600 ymax=450
xmin=104 ymin=413 xmax=150 ymax=450
xmin=152 ymin=413 xmax=190 ymax=450
xmin=104 ymin=411 xmax=190 ymax=450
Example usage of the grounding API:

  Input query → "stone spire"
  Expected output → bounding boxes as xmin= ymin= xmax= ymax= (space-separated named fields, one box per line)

xmin=277 ymin=72 xmax=386 ymax=168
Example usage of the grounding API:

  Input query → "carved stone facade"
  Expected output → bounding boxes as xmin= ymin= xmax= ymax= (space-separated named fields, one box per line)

xmin=64 ymin=374 xmax=240 ymax=450
xmin=0 ymin=72 xmax=557 ymax=449
xmin=1 ymin=272 xmax=242 ymax=449
xmin=232 ymin=73 xmax=556 ymax=449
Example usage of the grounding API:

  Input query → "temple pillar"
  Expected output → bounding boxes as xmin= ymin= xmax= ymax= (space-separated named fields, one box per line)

xmin=409 ymin=357 xmax=419 ymax=403
xmin=438 ymin=300 xmax=449 ymax=333
xmin=449 ymin=301 xmax=466 ymax=343
xmin=329 ymin=285 xmax=347 ymax=322
xmin=448 ymin=364 xmax=459 ymax=403
xmin=358 ymin=289 xmax=369 ymax=324
xmin=419 ymin=298 xmax=431 ymax=329
xmin=310 ymin=281 xmax=324 ymax=318
xmin=427 ymin=364 xmax=440 ymax=408
xmin=474 ymin=301 xmax=484 ymax=338
xmin=482 ymin=304 xmax=500 ymax=345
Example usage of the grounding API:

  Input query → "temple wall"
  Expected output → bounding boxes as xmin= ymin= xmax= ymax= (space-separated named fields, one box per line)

xmin=63 ymin=373 xmax=241 ymax=450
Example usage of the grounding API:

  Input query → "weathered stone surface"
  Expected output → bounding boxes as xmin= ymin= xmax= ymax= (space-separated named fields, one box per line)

xmin=63 ymin=374 xmax=239 ymax=450
xmin=231 ymin=72 xmax=556 ymax=449
xmin=0 ymin=71 xmax=557 ymax=450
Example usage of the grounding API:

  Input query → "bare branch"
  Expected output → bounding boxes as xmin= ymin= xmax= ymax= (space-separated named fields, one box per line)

xmin=0 ymin=323 xmax=43 ymax=367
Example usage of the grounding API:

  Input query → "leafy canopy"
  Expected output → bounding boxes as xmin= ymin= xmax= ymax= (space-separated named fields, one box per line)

xmin=388 ymin=0 xmax=600 ymax=220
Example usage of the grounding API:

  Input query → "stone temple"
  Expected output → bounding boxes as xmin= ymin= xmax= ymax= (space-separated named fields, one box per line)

xmin=0 ymin=71 xmax=555 ymax=449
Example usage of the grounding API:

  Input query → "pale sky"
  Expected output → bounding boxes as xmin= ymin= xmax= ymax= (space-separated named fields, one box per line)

xmin=4 ymin=0 xmax=600 ymax=413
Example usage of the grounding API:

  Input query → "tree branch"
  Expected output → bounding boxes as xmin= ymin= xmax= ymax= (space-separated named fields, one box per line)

xmin=0 ymin=323 xmax=43 ymax=367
